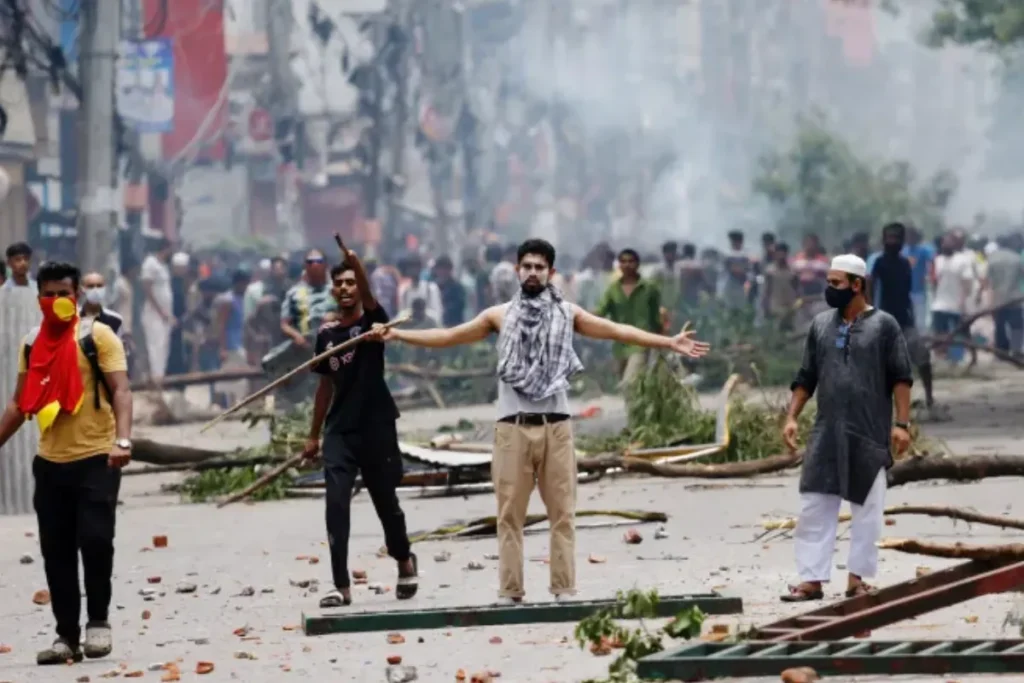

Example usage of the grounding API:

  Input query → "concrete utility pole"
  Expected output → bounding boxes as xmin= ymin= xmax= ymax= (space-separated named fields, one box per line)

xmin=385 ymin=0 xmax=411 ymax=253
xmin=122 ymin=0 xmax=145 ymax=256
xmin=77 ymin=0 xmax=121 ymax=276
xmin=365 ymin=18 xmax=386 ymax=224
xmin=266 ymin=0 xmax=302 ymax=245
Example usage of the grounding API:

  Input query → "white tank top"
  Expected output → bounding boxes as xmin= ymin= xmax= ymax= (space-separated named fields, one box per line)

xmin=494 ymin=300 xmax=573 ymax=420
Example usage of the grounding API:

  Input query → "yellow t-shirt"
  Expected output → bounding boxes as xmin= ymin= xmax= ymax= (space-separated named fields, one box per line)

xmin=18 ymin=322 xmax=127 ymax=463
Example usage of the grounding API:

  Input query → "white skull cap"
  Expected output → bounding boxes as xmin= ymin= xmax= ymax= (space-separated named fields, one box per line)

xmin=171 ymin=252 xmax=190 ymax=267
xmin=830 ymin=254 xmax=867 ymax=278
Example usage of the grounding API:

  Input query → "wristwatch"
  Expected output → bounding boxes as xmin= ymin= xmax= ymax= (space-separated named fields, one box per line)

xmin=115 ymin=438 xmax=133 ymax=451
xmin=894 ymin=421 xmax=910 ymax=430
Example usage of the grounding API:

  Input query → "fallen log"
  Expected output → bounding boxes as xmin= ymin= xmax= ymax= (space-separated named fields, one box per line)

xmin=410 ymin=509 xmax=668 ymax=543
xmin=888 ymin=454 xmax=1024 ymax=488
xmin=883 ymin=504 xmax=1024 ymax=531
xmin=577 ymin=452 xmax=803 ymax=478
xmin=950 ymin=296 xmax=1024 ymax=340
xmin=920 ymin=335 xmax=1024 ymax=369
xmin=878 ymin=538 xmax=1024 ymax=562
xmin=133 ymin=438 xmax=232 ymax=466
xmin=131 ymin=368 xmax=263 ymax=392
xmin=762 ymin=504 xmax=1024 ymax=532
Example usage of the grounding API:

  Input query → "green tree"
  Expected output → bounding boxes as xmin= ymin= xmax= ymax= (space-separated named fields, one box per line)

xmin=752 ymin=117 xmax=957 ymax=247
xmin=922 ymin=0 xmax=1024 ymax=50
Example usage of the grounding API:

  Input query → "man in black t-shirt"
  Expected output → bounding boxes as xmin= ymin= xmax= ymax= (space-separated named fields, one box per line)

xmin=870 ymin=222 xmax=935 ymax=409
xmin=302 ymin=251 xmax=417 ymax=609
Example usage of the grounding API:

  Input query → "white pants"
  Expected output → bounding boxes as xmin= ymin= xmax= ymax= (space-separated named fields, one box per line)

xmin=141 ymin=308 xmax=171 ymax=381
xmin=794 ymin=470 xmax=887 ymax=582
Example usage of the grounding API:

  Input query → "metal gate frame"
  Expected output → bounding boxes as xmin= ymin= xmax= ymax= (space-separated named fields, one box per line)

xmin=637 ymin=639 xmax=1024 ymax=681
xmin=637 ymin=559 xmax=1024 ymax=680
xmin=303 ymin=591 xmax=743 ymax=636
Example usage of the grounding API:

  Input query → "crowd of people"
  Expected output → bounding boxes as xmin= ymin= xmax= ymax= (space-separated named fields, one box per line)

xmin=3 ymin=222 xmax=1023 ymax=403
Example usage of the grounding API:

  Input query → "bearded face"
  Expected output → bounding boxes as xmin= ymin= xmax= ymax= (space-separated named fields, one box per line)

xmin=517 ymin=254 xmax=551 ymax=297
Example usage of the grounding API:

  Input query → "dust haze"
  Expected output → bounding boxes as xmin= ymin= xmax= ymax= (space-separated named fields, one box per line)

xmin=496 ymin=1 xmax=1022 ymax=253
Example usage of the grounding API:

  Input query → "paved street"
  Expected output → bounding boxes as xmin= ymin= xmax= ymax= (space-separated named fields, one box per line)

xmin=1 ymin=373 xmax=1023 ymax=682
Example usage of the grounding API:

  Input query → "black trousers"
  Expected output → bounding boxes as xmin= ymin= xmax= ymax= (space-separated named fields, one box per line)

xmin=33 ymin=454 xmax=121 ymax=646
xmin=323 ymin=423 xmax=411 ymax=589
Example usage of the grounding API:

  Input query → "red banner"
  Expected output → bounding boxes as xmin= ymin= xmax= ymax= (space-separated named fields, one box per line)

xmin=144 ymin=0 xmax=228 ymax=162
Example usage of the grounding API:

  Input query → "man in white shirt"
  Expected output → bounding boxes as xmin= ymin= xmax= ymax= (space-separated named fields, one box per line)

xmin=140 ymin=238 xmax=175 ymax=381
xmin=930 ymin=234 xmax=975 ymax=364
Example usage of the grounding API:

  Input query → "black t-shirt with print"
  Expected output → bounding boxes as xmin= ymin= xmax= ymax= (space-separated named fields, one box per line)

xmin=312 ymin=305 xmax=399 ymax=434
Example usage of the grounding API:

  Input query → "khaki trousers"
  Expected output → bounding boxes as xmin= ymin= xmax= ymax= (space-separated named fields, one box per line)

xmin=491 ymin=419 xmax=577 ymax=599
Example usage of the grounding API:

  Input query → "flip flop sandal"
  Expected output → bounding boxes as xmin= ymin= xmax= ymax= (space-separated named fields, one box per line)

xmin=319 ymin=589 xmax=352 ymax=609
xmin=780 ymin=584 xmax=824 ymax=603
xmin=396 ymin=553 xmax=419 ymax=600
xmin=845 ymin=583 xmax=876 ymax=598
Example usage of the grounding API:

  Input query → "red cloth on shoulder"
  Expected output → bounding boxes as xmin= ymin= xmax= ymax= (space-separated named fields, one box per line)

xmin=18 ymin=299 xmax=84 ymax=431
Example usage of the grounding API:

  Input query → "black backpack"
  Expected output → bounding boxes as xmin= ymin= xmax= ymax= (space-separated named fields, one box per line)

xmin=23 ymin=329 xmax=113 ymax=410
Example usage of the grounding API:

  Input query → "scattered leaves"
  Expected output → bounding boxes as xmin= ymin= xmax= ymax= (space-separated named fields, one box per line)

xmin=588 ymin=554 xmax=607 ymax=564
xmin=152 ymin=535 xmax=168 ymax=548
xmin=574 ymin=588 xmax=705 ymax=683
xmin=32 ymin=589 xmax=51 ymax=605
xmin=195 ymin=661 xmax=215 ymax=675
xmin=388 ymin=633 xmax=406 ymax=644
xmin=387 ymin=655 xmax=403 ymax=665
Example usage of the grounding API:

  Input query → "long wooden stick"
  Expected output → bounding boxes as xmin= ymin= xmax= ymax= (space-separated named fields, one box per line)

xmin=883 ymin=504 xmax=1024 ymax=531
xmin=199 ymin=313 xmax=410 ymax=433
xmin=334 ymin=232 xmax=348 ymax=256
xmin=216 ymin=452 xmax=306 ymax=508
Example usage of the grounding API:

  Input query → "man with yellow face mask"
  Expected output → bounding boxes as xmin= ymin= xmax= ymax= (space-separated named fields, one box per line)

xmin=0 ymin=261 xmax=133 ymax=666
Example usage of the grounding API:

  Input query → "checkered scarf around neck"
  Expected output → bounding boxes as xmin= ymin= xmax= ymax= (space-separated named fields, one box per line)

xmin=497 ymin=285 xmax=583 ymax=401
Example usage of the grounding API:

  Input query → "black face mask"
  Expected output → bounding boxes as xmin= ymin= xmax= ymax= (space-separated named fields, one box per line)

xmin=825 ymin=285 xmax=855 ymax=310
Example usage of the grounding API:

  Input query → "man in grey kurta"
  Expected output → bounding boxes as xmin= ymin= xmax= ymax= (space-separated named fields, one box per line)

xmin=781 ymin=254 xmax=913 ymax=602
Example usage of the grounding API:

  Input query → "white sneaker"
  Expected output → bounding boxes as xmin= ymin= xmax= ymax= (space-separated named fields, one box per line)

xmin=497 ymin=596 xmax=523 ymax=606
xmin=83 ymin=621 xmax=112 ymax=659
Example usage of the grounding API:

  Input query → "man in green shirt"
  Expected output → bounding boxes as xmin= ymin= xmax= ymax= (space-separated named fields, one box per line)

xmin=596 ymin=249 xmax=662 ymax=386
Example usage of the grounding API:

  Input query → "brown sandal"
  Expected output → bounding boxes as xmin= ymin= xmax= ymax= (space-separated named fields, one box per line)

xmin=845 ymin=582 xmax=876 ymax=598
xmin=780 ymin=583 xmax=824 ymax=603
